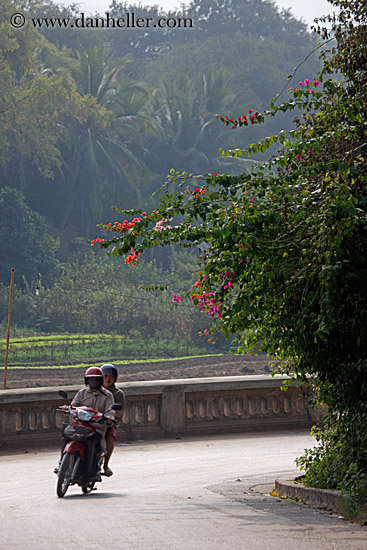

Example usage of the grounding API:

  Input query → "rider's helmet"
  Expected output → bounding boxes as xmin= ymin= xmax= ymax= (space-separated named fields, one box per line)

xmin=84 ymin=366 xmax=103 ymax=389
xmin=101 ymin=363 xmax=118 ymax=383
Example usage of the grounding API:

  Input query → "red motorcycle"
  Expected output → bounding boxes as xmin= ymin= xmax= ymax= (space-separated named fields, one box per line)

xmin=56 ymin=390 xmax=122 ymax=498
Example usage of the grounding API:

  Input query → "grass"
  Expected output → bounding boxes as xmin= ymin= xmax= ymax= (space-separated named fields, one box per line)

xmin=0 ymin=334 xmax=125 ymax=347
xmin=0 ymin=334 xmax=201 ymax=367
xmin=0 ymin=333 xmax=224 ymax=368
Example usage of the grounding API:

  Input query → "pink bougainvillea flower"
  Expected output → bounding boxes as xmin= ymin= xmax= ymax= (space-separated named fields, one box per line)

xmin=304 ymin=78 xmax=311 ymax=85
xmin=313 ymin=80 xmax=320 ymax=86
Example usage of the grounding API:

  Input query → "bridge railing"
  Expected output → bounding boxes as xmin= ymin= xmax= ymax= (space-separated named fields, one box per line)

xmin=0 ymin=375 xmax=322 ymax=451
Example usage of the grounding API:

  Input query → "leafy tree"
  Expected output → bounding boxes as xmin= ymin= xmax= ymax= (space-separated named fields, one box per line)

xmin=0 ymin=187 xmax=58 ymax=286
xmin=143 ymin=0 xmax=322 ymax=154
xmin=95 ymin=0 xmax=367 ymax=512
xmin=28 ymin=0 xmax=106 ymax=53
xmin=0 ymin=0 xmax=113 ymax=235
xmin=187 ymin=0 xmax=309 ymax=42
xmin=107 ymin=1 xmax=192 ymax=79
xmin=0 ymin=2 xmax=155 ymax=238
xmin=144 ymin=0 xmax=320 ymax=95
xmin=0 ymin=0 xmax=71 ymax=178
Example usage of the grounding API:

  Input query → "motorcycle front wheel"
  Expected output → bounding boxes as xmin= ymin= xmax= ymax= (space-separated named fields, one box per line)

xmin=56 ymin=453 xmax=74 ymax=497
xmin=81 ymin=481 xmax=95 ymax=494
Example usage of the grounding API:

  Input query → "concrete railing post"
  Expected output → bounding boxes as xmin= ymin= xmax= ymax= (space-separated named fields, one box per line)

xmin=160 ymin=385 xmax=185 ymax=437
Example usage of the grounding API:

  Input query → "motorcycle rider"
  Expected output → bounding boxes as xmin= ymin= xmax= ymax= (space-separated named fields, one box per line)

xmin=101 ymin=363 xmax=125 ymax=477
xmin=56 ymin=367 xmax=115 ymax=481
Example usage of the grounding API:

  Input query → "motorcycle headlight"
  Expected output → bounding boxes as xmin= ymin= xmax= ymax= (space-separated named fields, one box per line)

xmin=77 ymin=409 xmax=95 ymax=422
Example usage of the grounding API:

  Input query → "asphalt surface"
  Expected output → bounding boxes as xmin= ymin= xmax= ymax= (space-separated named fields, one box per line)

xmin=1 ymin=431 xmax=366 ymax=550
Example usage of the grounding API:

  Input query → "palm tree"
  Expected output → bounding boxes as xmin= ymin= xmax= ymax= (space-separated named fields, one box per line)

xmin=145 ymin=68 xmax=252 ymax=182
xmin=59 ymin=46 xmax=156 ymax=236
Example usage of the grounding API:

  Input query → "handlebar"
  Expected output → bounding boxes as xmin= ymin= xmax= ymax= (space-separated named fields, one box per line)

xmin=56 ymin=407 xmax=70 ymax=413
xmin=56 ymin=406 xmax=118 ymax=424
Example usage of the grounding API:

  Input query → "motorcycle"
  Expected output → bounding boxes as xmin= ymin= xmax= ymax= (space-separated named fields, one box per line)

xmin=56 ymin=390 xmax=122 ymax=498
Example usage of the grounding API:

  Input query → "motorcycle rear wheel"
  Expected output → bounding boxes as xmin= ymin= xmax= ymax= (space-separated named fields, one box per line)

xmin=57 ymin=453 xmax=74 ymax=497
xmin=81 ymin=453 xmax=103 ymax=493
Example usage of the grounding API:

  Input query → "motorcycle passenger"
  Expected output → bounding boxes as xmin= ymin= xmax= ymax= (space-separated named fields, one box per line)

xmin=57 ymin=367 xmax=114 ymax=482
xmin=101 ymin=364 xmax=125 ymax=477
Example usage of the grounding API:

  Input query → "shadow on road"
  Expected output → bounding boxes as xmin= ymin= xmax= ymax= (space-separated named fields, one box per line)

xmin=58 ymin=492 xmax=127 ymax=499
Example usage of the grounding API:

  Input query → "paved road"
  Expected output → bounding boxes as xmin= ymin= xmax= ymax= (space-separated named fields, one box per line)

xmin=1 ymin=431 xmax=366 ymax=550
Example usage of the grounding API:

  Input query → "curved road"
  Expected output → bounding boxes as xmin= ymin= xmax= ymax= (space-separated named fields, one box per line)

xmin=1 ymin=431 xmax=366 ymax=550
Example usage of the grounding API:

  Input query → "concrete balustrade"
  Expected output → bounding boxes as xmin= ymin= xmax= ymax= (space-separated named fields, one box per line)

xmin=0 ymin=375 xmax=320 ymax=451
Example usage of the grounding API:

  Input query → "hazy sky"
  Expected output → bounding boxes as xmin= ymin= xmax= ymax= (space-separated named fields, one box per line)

xmin=59 ymin=0 xmax=336 ymax=27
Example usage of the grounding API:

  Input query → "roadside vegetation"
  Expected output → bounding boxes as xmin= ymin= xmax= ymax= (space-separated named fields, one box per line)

xmin=93 ymin=0 xmax=367 ymax=519
xmin=0 ymin=249 xmax=232 ymax=366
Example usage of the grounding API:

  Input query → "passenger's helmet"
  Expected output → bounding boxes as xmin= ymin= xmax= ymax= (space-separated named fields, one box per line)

xmin=84 ymin=366 xmax=103 ymax=389
xmin=101 ymin=363 xmax=118 ymax=383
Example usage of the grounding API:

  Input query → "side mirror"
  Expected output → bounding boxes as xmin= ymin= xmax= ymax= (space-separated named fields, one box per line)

xmin=59 ymin=390 xmax=68 ymax=399
xmin=112 ymin=403 xmax=123 ymax=411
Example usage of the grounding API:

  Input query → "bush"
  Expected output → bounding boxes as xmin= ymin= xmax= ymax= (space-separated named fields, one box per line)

xmin=296 ymin=406 xmax=367 ymax=518
xmin=0 ymin=250 xmax=231 ymax=355
xmin=0 ymin=187 xmax=59 ymax=287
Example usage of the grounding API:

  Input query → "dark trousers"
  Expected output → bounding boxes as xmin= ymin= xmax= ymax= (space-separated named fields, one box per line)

xmin=61 ymin=432 xmax=102 ymax=484
xmin=84 ymin=433 xmax=102 ymax=481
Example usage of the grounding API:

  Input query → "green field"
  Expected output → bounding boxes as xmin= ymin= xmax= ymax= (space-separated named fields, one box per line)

xmin=0 ymin=333 xmax=222 ymax=368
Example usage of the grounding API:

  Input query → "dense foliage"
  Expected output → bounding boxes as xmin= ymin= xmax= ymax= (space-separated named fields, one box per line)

xmin=0 ymin=188 xmax=58 ymax=285
xmin=95 ymin=1 xmax=367 ymax=513
xmin=0 ymin=0 xmax=321 ymax=242
xmin=0 ymin=249 xmax=229 ymax=355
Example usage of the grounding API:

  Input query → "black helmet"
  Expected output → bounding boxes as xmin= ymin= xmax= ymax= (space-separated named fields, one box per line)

xmin=101 ymin=363 xmax=118 ymax=383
